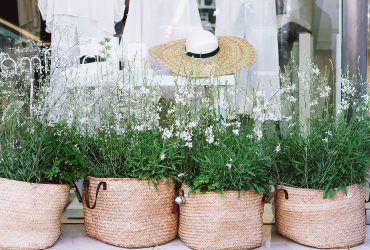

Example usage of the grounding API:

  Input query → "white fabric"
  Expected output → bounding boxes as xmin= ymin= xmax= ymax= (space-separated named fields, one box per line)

xmin=216 ymin=0 xmax=281 ymax=119
xmin=38 ymin=0 xmax=125 ymax=34
xmin=38 ymin=0 xmax=125 ymax=65
xmin=122 ymin=0 xmax=202 ymax=58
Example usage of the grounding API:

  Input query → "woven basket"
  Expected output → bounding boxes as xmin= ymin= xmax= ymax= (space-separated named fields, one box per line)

xmin=0 ymin=177 xmax=69 ymax=250
xmin=83 ymin=177 xmax=178 ymax=248
xmin=275 ymin=185 xmax=366 ymax=249
xmin=178 ymin=185 xmax=264 ymax=250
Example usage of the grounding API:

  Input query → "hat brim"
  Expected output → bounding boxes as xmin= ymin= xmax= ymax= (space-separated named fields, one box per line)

xmin=149 ymin=36 xmax=256 ymax=78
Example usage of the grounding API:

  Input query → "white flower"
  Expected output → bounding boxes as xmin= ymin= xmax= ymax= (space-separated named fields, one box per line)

xmin=162 ymin=128 xmax=173 ymax=139
xmin=178 ymin=173 xmax=186 ymax=178
xmin=205 ymin=126 xmax=215 ymax=144
xmin=312 ymin=66 xmax=320 ymax=76
xmin=253 ymin=126 xmax=263 ymax=140
xmin=325 ymin=131 xmax=332 ymax=137
xmin=319 ymin=85 xmax=331 ymax=98
xmin=310 ymin=99 xmax=319 ymax=107
xmin=287 ymin=96 xmax=297 ymax=103
xmin=180 ymin=130 xmax=192 ymax=142
xmin=189 ymin=121 xmax=198 ymax=128
xmin=322 ymin=137 xmax=329 ymax=143
xmin=232 ymin=129 xmax=239 ymax=136
xmin=160 ymin=153 xmax=166 ymax=161
xmin=135 ymin=124 xmax=146 ymax=132
xmin=275 ymin=144 xmax=281 ymax=153
xmin=185 ymin=142 xmax=193 ymax=148
xmin=226 ymin=163 xmax=232 ymax=170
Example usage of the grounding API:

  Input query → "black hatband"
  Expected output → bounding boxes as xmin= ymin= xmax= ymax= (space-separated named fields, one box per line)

xmin=185 ymin=46 xmax=220 ymax=59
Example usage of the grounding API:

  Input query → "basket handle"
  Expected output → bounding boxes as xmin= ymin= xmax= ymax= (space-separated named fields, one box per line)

xmin=262 ymin=188 xmax=289 ymax=204
xmin=83 ymin=180 xmax=107 ymax=210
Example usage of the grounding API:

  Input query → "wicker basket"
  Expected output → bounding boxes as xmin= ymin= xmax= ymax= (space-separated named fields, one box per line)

xmin=275 ymin=185 xmax=366 ymax=249
xmin=0 ymin=177 xmax=69 ymax=250
xmin=83 ymin=177 xmax=178 ymax=248
xmin=178 ymin=185 xmax=264 ymax=250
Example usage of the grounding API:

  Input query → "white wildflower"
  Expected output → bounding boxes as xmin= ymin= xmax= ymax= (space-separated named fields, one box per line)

xmin=322 ymin=137 xmax=329 ymax=143
xmin=232 ymin=129 xmax=239 ymax=136
xmin=185 ymin=141 xmax=193 ymax=148
xmin=275 ymin=143 xmax=281 ymax=153
xmin=310 ymin=99 xmax=319 ymax=107
xmin=189 ymin=121 xmax=198 ymax=128
xmin=205 ymin=126 xmax=215 ymax=144
xmin=180 ymin=130 xmax=192 ymax=142
xmin=178 ymin=173 xmax=186 ymax=178
xmin=253 ymin=126 xmax=263 ymax=140
xmin=160 ymin=153 xmax=166 ymax=161
xmin=319 ymin=85 xmax=331 ymax=98
xmin=162 ymin=128 xmax=173 ymax=139
xmin=287 ymin=96 xmax=297 ymax=103
xmin=312 ymin=66 xmax=320 ymax=76
xmin=226 ymin=163 xmax=232 ymax=170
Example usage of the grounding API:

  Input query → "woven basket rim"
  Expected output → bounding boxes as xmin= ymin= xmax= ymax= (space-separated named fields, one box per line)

xmin=86 ymin=176 xmax=173 ymax=182
xmin=0 ymin=177 xmax=69 ymax=188
xmin=277 ymin=184 xmax=362 ymax=193
xmin=182 ymin=184 xmax=262 ymax=197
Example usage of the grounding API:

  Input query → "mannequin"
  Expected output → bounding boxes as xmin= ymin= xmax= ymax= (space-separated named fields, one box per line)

xmin=122 ymin=0 xmax=202 ymax=60
xmin=216 ymin=0 xmax=281 ymax=119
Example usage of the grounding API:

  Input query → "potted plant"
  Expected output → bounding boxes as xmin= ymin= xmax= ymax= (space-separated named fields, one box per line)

xmin=274 ymin=66 xmax=370 ymax=249
xmin=175 ymin=119 xmax=276 ymax=250
xmin=0 ymin=102 xmax=86 ymax=250
xmin=75 ymin=80 xmax=186 ymax=248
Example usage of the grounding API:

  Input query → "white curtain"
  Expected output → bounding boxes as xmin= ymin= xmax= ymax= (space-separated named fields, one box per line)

xmin=216 ymin=0 xmax=281 ymax=119
xmin=122 ymin=0 xmax=202 ymax=59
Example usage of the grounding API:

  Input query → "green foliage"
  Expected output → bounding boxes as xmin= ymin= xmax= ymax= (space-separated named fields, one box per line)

xmin=0 ymin=105 xmax=87 ymax=185
xmin=275 ymin=65 xmax=370 ymax=198
xmin=82 ymin=128 xmax=186 ymax=182
xmin=183 ymin=124 xmax=272 ymax=195
xmin=275 ymin=115 xmax=370 ymax=198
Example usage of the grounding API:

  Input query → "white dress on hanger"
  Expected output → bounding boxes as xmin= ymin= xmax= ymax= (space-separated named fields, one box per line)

xmin=122 ymin=0 xmax=202 ymax=60
xmin=216 ymin=0 xmax=281 ymax=119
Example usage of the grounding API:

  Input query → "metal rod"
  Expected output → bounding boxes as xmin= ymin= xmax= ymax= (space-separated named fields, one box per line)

xmin=342 ymin=0 xmax=368 ymax=94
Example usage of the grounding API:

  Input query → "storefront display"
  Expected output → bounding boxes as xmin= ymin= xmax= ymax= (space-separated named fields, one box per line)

xmin=0 ymin=1 xmax=369 ymax=249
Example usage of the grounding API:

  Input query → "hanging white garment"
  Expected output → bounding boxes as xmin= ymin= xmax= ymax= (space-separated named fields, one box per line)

xmin=122 ymin=0 xmax=202 ymax=60
xmin=38 ymin=0 xmax=125 ymax=64
xmin=216 ymin=0 xmax=281 ymax=119
xmin=38 ymin=0 xmax=126 ymax=124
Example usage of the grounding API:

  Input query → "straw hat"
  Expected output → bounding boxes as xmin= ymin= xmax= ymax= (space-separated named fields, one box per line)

xmin=149 ymin=30 xmax=256 ymax=78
